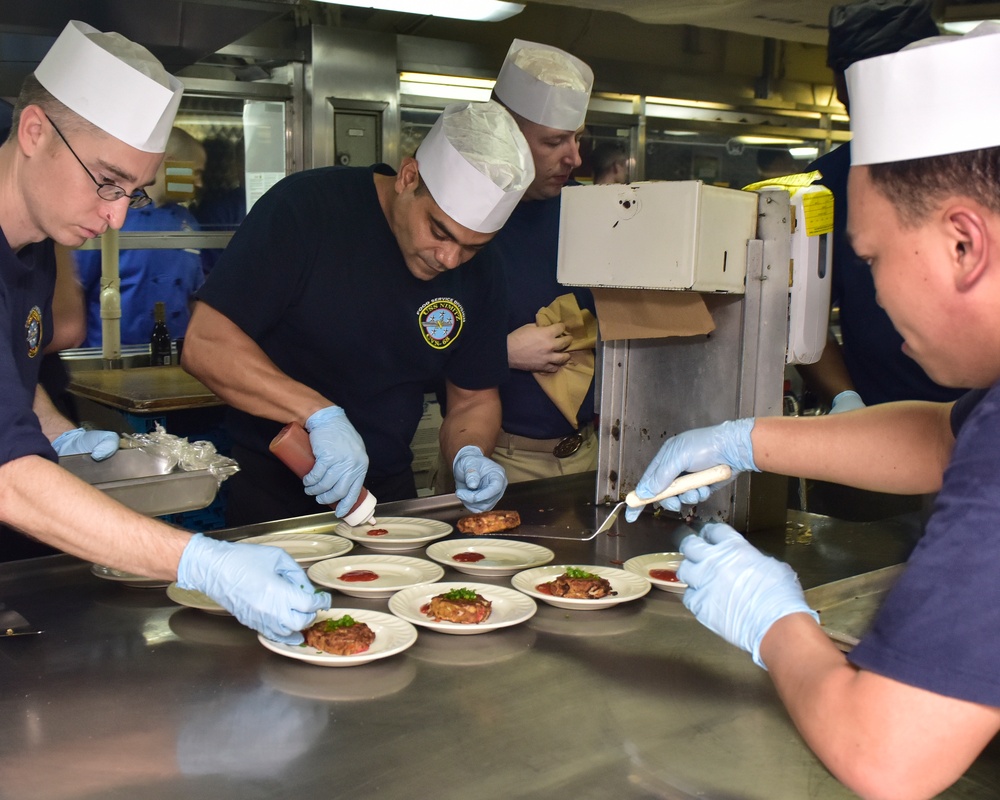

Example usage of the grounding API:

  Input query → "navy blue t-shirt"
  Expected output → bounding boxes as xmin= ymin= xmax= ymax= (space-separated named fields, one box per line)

xmin=196 ymin=165 xmax=508 ymax=483
xmin=849 ymin=386 xmax=1000 ymax=705
xmin=491 ymin=190 xmax=596 ymax=438
xmin=0 ymin=232 xmax=57 ymax=466
xmin=810 ymin=144 xmax=965 ymax=405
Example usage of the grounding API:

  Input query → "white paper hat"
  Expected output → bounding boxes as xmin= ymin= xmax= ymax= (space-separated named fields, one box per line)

xmin=415 ymin=100 xmax=534 ymax=233
xmin=34 ymin=20 xmax=183 ymax=153
xmin=847 ymin=22 xmax=1000 ymax=166
xmin=493 ymin=39 xmax=593 ymax=131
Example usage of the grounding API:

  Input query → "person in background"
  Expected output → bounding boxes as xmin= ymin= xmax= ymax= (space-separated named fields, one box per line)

xmin=182 ymin=101 xmax=534 ymax=526
xmin=489 ymin=39 xmax=599 ymax=482
xmin=0 ymin=20 xmax=329 ymax=641
xmin=75 ymin=126 xmax=206 ymax=347
xmin=193 ymin=136 xmax=246 ymax=276
xmin=755 ymin=147 xmax=798 ymax=180
xmin=590 ymin=140 xmax=629 ymax=184
xmin=801 ymin=0 xmax=961 ymax=412
xmin=626 ymin=24 xmax=1000 ymax=798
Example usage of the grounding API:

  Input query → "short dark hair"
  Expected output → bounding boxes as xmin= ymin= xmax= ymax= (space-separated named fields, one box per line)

xmin=868 ymin=146 xmax=1000 ymax=226
xmin=7 ymin=74 xmax=96 ymax=143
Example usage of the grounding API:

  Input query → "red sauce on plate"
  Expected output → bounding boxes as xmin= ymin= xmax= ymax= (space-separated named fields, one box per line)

xmin=649 ymin=568 xmax=681 ymax=583
xmin=339 ymin=570 xmax=380 ymax=582
xmin=535 ymin=583 xmax=554 ymax=595
xmin=453 ymin=552 xmax=486 ymax=563
xmin=366 ymin=528 xmax=390 ymax=536
xmin=419 ymin=602 xmax=430 ymax=614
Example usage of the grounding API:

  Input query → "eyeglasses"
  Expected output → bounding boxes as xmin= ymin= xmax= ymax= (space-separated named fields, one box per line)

xmin=44 ymin=113 xmax=151 ymax=209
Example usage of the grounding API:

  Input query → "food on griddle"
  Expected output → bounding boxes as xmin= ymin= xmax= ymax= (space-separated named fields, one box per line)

xmin=303 ymin=614 xmax=376 ymax=655
xmin=537 ymin=567 xmax=616 ymax=599
xmin=456 ymin=510 xmax=521 ymax=535
xmin=421 ymin=587 xmax=492 ymax=624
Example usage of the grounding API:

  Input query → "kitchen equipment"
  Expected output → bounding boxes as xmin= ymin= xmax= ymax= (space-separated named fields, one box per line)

xmin=0 ymin=604 xmax=43 ymax=636
xmin=484 ymin=465 xmax=731 ymax=541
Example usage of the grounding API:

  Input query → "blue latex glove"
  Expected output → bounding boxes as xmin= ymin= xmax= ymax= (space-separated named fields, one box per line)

xmin=52 ymin=427 xmax=120 ymax=461
xmin=678 ymin=523 xmax=818 ymax=669
xmin=178 ymin=533 xmax=331 ymax=644
xmin=830 ymin=390 xmax=865 ymax=414
xmin=624 ymin=418 xmax=758 ymax=522
xmin=303 ymin=406 xmax=368 ymax=518
xmin=453 ymin=445 xmax=508 ymax=513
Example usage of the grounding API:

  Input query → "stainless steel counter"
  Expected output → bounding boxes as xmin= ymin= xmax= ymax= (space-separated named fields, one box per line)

xmin=2 ymin=474 xmax=998 ymax=799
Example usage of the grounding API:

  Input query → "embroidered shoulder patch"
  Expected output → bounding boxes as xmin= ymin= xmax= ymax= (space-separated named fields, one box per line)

xmin=24 ymin=306 xmax=42 ymax=358
xmin=418 ymin=298 xmax=464 ymax=350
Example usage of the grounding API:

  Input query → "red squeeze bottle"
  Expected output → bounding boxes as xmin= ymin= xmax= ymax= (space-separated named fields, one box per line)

xmin=269 ymin=421 xmax=377 ymax=526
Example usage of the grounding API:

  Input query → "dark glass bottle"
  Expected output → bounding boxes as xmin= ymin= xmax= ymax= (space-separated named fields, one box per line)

xmin=150 ymin=302 xmax=173 ymax=366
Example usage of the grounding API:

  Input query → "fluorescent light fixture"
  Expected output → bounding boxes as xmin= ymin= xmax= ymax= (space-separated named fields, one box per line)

xmin=942 ymin=19 xmax=998 ymax=34
xmin=313 ymin=0 xmax=525 ymax=22
xmin=399 ymin=72 xmax=495 ymax=102
xmin=647 ymin=95 xmax=735 ymax=111
xmin=738 ymin=135 xmax=805 ymax=145
xmin=789 ymin=146 xmax=819 ymax=159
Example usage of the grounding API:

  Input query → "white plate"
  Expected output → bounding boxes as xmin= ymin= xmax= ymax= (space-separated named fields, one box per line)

xmin=91 ymin=564 xmax=170 ymax=588
xmin=258 ymin=608 xmax=418 ymax=667
xmin=623 ymin=552 xmax=688 ymax=593
xmin=239 ymin=532 xmax=353 ymax=564
xmin=334 ymin=516 xmax=452 ymax=552
xmin=424 ymin=538 xmax=555 ymax=577
xmin=511 ymin=565 xmax=651 ymax=610
xmin=166 ymin=583 xmax=230 ymax=615
xmin=388 ymin=581 xmax=536 ymax=635
xmin=307 ymin=555 xmax=444 ymax=598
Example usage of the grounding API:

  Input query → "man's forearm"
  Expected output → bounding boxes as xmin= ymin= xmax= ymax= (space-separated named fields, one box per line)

xmin=33 ymin=385 xmax=76 ymax=442
xmin=751 ymin=400 xmax=954 ymax=494
xmin=439 ymin=387 xmax=501 ymax=465
xmin=0 ymin=455 xmax=189 ymax=579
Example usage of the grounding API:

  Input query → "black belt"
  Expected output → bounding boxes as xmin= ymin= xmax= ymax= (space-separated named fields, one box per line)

xmin=496 ymin=423 xmax=594 ymax=458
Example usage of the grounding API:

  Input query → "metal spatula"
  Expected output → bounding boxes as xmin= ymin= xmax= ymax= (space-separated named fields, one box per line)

xmin=592 ymin=464 xmax=733 ymax=536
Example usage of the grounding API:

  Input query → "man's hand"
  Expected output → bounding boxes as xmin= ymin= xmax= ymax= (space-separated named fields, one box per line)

xmin=507 ymin=322 xmax=572 ymax=373
xmin=51 ymin=427 xmax=120 ymax=461
xmin=178 ymin=534 xmax=331 ymax=644
xmin=679 ymin=523 xmax=818 ymax=668
xmin=624 ymin=419 xmax=757 ymax=521
xmin=303 ymin=406 xmax=368 ymax=518
xmin=453 ymin=445 xmax=508 ymax=513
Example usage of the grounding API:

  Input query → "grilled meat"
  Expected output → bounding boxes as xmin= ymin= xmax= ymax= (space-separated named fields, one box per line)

xmin=456 ymin=510 xmax=521 ymax=535
xmin=303 ymin=615 xmax=375 ymax=655
xmin=424 ymin=588 xmax=492 ymax=624
xmin=538 ymin=569 xmax=616 ymax=599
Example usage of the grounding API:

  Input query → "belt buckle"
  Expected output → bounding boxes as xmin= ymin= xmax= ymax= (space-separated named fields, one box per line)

xmin=553 ymin=433 xmax=582 ymax=458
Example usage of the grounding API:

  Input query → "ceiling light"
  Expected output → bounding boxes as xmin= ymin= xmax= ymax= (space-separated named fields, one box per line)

xmin=738 ymin=135 xmax=805 ymax=145
xmin=942 ymin=19 xmax=998 ymax=34
xmin=313 ymin=0 xmax=525 ymax=22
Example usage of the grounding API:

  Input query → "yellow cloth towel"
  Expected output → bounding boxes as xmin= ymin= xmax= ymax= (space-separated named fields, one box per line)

xmin=533 ymin=293 xmax=598 ymax=429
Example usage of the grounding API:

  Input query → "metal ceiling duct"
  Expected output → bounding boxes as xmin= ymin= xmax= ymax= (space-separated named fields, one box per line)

xmin=0 ymin=0 xmax=296 ymax=95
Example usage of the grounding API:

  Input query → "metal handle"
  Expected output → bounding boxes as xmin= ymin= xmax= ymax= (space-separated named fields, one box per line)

xmin=624 ymin=465 xmax=732 ymax=508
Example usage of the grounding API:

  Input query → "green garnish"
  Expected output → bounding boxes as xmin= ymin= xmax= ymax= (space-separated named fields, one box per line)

xmin=442 ymin=588 xmax=479 ymax=601
xmin=564 ymin=567 xmax=598 ymax=579
xmin=323 ymin=614 xmax=358 ymax=631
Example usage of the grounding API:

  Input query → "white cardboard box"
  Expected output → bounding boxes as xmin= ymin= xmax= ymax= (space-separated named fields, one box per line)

xmin=557 ymin=180 xmax=757 ymax=294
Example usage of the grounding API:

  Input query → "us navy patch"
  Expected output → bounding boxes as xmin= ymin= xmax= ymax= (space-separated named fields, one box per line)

xmin=418 ymin=298 xmax=464 ymax=350
xmin=24 ymin=306 xmax=42 ymax=358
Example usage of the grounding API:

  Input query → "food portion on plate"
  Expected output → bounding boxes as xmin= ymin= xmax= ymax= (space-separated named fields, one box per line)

xmin=422 ymin=587 xmax=492 ymax=624
xmin=536 ymin=567 xmax=617 ymax=599
xmin=302 ymin=613 xmax=376 ymax=655
xmin=307 ymin=555 xmax=445 ymax=599
xmin=388 ymin=581 xmax=536 ymax=635
xmin=622 ymin=553 xmax=688 ymax=593
xmin=425 ymin=538 xmax=554 ymax=577
xmin=334 ymin=516 xmax=452 ymax=552
xmin=258 ymin=608 xmax=419 ymax=667
xmin=456 ymin=509 xmax=521 ymax=535
xmin=511 ymin=565 xmax=651 ymax=610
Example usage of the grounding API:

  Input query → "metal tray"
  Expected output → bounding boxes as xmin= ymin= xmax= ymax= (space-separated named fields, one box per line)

xmin=804 ymin=563 xmax=905 ymax=652
xmin=60 ymin=448 xmax=219 ymax=517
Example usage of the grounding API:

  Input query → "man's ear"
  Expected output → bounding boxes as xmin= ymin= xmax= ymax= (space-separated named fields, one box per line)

xmin=946 ymin=205 xmax=990 ymax=292
xmin=395 ymin=157 xmax=419 ymax=194
xmin=17 ymin=105 xmax=47 ymax=157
